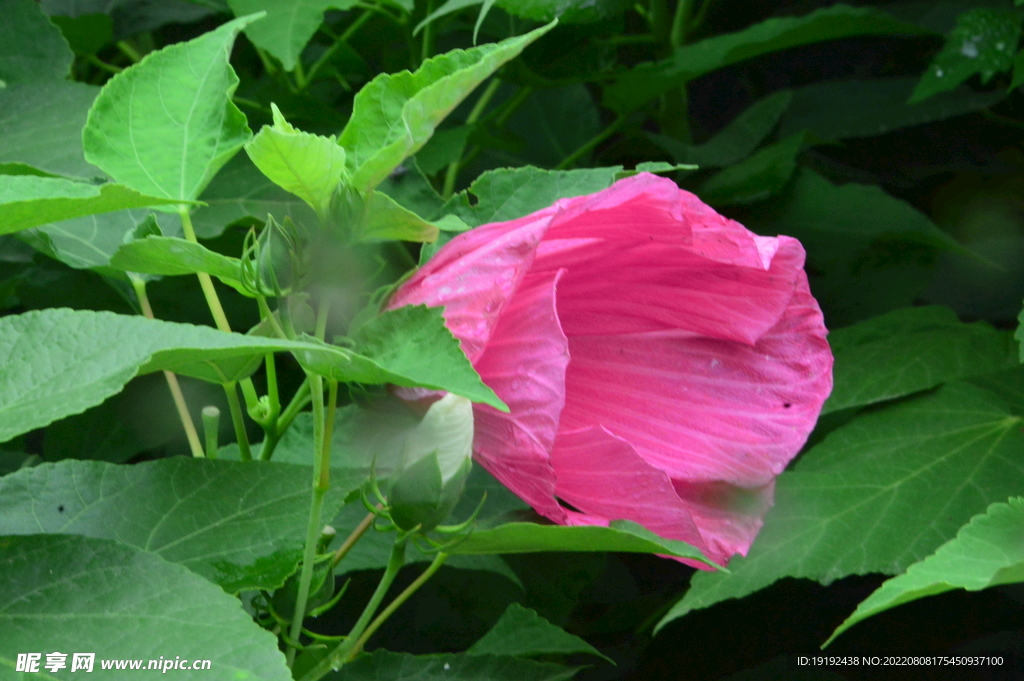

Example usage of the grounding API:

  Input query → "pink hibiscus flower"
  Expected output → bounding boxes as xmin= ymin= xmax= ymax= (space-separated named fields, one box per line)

xmin=387 ymin=172 xmax=833 ymax=568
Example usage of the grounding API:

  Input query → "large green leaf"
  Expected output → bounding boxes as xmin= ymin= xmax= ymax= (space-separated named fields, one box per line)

xmin=339 ymin=23 xmax=555 ymax=191
xmin=0 ymin=534 xmax=292 ymax=679
xmin=82 ymin=15 xmax=258 ymax=202
xmin=304 ymin=305 xmax=505 ymax=410
xmin=227 ymin=0 xmax=358 ymax=71
xmin=0 ymin=0 xmax=72 ymax=85
xmin=778 ymin=77 xmax=1007 ymax=140
xmin=657 ymin=381 xmax=1024 ymax=631
xmin=110 ymin=234 xmax=243 ymax=280
xmin=0 ymin=82 xmax=102 ymax=180
xmin=0 ymin=175 xmax=180 ymax=235
xmin=911 ymin=8 xmax=1021 ymax=103
xmin=468 ymin=603 xmax=609 ymax=662
xmin=649 ymin=90 xmax=793 ymax=168
xmin=324 ymin=651 xmax=579 ymax=681
xmin=0 ymin=307 xmax=499 ymax=443
xmin=245 ymin=104 xmax=347 ymax=216
xmin=826 ymin=497 xmax=1024 ymax=646
xmin=604 ymin=5 xmax=929 ymax=113
xmin=697 ymin=133 xmax=808 ymax=206
xmin=0 ymin=458 xmax=360 ymax=592
xmin=452 ymin=519 xmax=719 ymax=568
xmin=191 ymin=153 xmax=318 ymax=239
xmin=825 ymin=305 xmax=1017 ymax=414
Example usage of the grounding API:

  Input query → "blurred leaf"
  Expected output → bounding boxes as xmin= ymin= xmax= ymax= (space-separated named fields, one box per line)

xmin=911 ymin=9 xmax=1020 ymax=103
xmin=0 ymin=534 xmax=292 ymax=679
xmin=658 ymin=381 xmax=1024 ymax=630
xmin=604 ymin=5 xmax=930 ymax=113
xmin=324 ymin=651 xmax=579 ymax=681
xmin=469 ymin=603 xmax=611 ymax=662
xmin=452 ymin=519 xmax=719 ymax=568
xmin=1017 ymin=300 xmax=1024 ymax=361
xmin=825 ymin=305 xmax=1017 ymax=414
xmin=697 ymin=133 xmax=808 ymax=206
xmin=0 ymin=458 xmax=359 ymax=592
xmin=826 ymin=497 xmax=1024 ymax=646
xmin=649 ymin=90 xmax=792 ymax=168
xmin=41 ymin=0 xmax=222 ymax=39
xmin=778 ymin=77 xmax=1007 ymax=140
xmin=227 ymin=0 xmax=358 ymax=71
xmin=51 ymin=13 xmax=114 ymax=54
xmin=496 ymin=0 xmax=629 ymax=23
xmin=83 ymin=16 xmax=257 ymax=201
xmin=191 ymin=153 xmax=318 ymax=239
xmin=0 ymin=175 xmax=180 ymax=234
xmin=110 ymin=235 xmax=243 ymax=280
xmin=1012 ymin=47 xmax=1024 ymax=89
xmin=339 ymin=23 xmax=555 ymax=191
xmin=0 ymin=0 xmax=73 ymax=85
xmin=0 ymin=82 xmax=103 ymax=180
xmin=245 ymin=104 xmax=347 ymax=216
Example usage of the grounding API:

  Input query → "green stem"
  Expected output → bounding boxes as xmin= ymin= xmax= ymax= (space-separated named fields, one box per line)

xmin=345 ymin=552 xmax=448 ymax=661
xmin=554 ymin=113 xmax=628 ymax=170
xmin=670 ymin=0 xmax=692 ymax=49
xmin=277 ymin=380 xmax=312 ymax=435
xmin=420 ymin=0 xmax=435 ymax=65
xmin=179 ymin=206 xmax=232 ymax=334
xmin=224 ymin=382 xmax=252 ymax=462
xmin=85 ymin=54 xmax=122 ymax=74
xmin=293 ymin=59 xmax=308 ymax=91
xmin=301 ymin=541 xmax=408 ymax=680
xmin=302 ymin=10 xmax=374 ymax=91
xmin=134 ymin=278 xmax=204 ymax=458
xmin=255 ymin=46 xmax=278 ymax=75
xmin=201 ymin=406 xmax=220 ymax=458
xmin=285 ymin=372 xmax=327 ymax=665
xmin=331 ymin=511 xmax=377 ymax=570
xmin=649 ymin=0 xmax=670 ymax=46
xmin=116 ymin=39 xmax=142 ymax=63
xmin=688 ymin=0 xmax=714 ymax=34
xmin=442 ymin=77 xmax=501 ymax=199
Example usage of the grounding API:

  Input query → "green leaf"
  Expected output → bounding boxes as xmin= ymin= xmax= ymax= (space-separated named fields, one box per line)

xmin=0 ymin=534 xmax=292 ymax=679
xmin=325 ymin=651 xmax=579 ymax=681
xmin=0 ymin=307 xmax=510 ymax=443
xmin=110 ymin=234 xmax=243 ymax=280
xmin=330 ymin=186 xmax=439 ymax=243
xmin=648 ymin=90 xmax=793 ymax=168
xmin=604 ymin=5 xmax=929 ymax=113
xmin=0 ymin=0 xmax=73 ymax=85
xmin=0 ymin=82 xmax=102 ymax=180
xmin=339 ymin=23 xmax=555 ymax=191
xmin=227 ymin=0 xmax=358 ymax=71
xmin=657 ymin=381 xmax=1024 ymax=631
xmin=0 ymin=458 xmax=360 ymax=592
xmin=303 ymin=305 xmax=506 ymax=410
xmin=245 ymin=103 xmax=347 ymax=216
xmin=1017 ymin=300 xmax=1024 ymax=361
xmin=826 ymin=497 xmax=1024 ymax=646
xmin=452 ymin=519 xmax=720 ymax=569
xmin=697 ymin=133 xmax=808 ymax=206
xmin=191 ymin=152 xmax=319 ymax=239
xmin=778 ymin=77 xmax=1007 ymax=140
xmin=82 ymin=15 xmax=259 ymax=202
xmin=0 ymin=175 xmax=181 ymax=235
xmin=910 ymin=9 xmax=1021 ymax=103
xmin=51 ymin=13 xmax=114 ymax=55
xmin=825 ymin=305 xmax=1017 ymax=414
xmin=469 ymin=603 xmax=611 ymax=662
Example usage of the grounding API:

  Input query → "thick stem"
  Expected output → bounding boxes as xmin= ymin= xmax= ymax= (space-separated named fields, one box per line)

xmin=224 ymin=382 xmax=252 ymax=462
xmin=132 ymin=278 xmax=204 ymax=458
xmin=345 ymin=552 xmax=448 ymax=661
xmin=201 ymin=406 xmax=220 ymax=458
xmin=179 ymin=206 xmax=232 ymax=334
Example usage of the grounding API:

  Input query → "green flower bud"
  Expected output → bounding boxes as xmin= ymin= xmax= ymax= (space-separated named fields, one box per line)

xmin=241 ymin=215 xmax=306 ymax=297
xmin=387 ymin=394 xmax=474 ymax=532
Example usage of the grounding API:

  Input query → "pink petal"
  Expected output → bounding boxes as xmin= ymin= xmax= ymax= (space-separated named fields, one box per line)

xmin=670 ymin=478 xmax=775 ymax=560
xmin=557 ymin=261 xmax=832 ymax=489
xmin=549 ymin=425 xmax=719 ymax=568
xmin=532 ymin=236 xmax=803 ymax=344
xmin=387 ymin=207 xmax=557 ymax=361
xmin=472 ymin=270 xmax=570 ymax=523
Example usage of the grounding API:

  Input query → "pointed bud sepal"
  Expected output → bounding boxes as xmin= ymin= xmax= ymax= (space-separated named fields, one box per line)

xmin=388 ymin=452 xmax=471 ymax=533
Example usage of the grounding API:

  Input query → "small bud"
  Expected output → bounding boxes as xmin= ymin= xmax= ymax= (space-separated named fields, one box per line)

xmin=387 ymin=394 xmax=474 ymax=532
xmin=241 ymin=215 xmax=307 ymax=298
